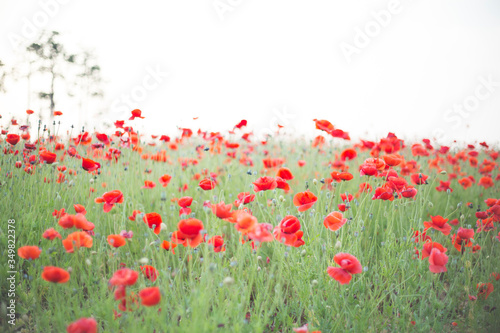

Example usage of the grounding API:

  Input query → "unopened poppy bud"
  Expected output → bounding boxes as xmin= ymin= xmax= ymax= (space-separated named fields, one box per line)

xmin=161 ymin=223 xmax=167 ymax=231
xmin=89 ymin=178 xmax=94 ymax=184
xmin=440 ymin=170 xmax=447 ymax=175
xmin=223 ymin=277 xmax=234 ymax=286
xmin=460 ymin=214 xmax=465 ymax=222
xmin=465 ymin=260 xmax=471 ymax=268
xmin=257 ymin=266 xmax=261 ymax=271
xmin=257 ymin=256 xmax=262 ymax=261
xmin=313 ymin=179 xmax=318 ymax=185
xmin=311 ymin=279 xmax=318 ymax=286
xmin=335 ymin=240 xmax=342 ymax=249
xmin=85 ymin=259 xmax=91 ymax=266
xmin=428 ymin=202 xmax=433 ymax=208
xmin=67 ymin=267 xmax=73 ymax=274
xmin=139 ymin=257 xmax=149 ymax=265
xmin=301 ymin=250 xmax=307 ymax=256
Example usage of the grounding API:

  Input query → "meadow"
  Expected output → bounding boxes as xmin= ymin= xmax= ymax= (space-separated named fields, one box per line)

xmin=0 ymin=113 xmax=499 ymax=332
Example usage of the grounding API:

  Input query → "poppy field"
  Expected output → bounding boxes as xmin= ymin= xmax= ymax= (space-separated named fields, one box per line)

xmin=1 ymin=112 xmax=500 ymax=332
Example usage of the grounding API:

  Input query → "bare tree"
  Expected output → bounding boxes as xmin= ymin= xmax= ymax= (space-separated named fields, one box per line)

xmin=27 ymin=31 xmax=76 ymax=118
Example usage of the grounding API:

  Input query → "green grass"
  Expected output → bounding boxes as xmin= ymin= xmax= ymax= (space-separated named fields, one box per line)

xmin=0 ymin=133 xmax=499 ymax=332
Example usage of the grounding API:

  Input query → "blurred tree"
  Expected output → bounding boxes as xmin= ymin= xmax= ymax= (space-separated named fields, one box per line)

xmin=74 ymin=50 xmax=104 ymax=125
xmin=5 ymin=31 xmax=104 ymax=123
xmin=27 ymin=31 xmax=68 ymax=117
xmin=0 ymin=60 xmax=6 ymax=93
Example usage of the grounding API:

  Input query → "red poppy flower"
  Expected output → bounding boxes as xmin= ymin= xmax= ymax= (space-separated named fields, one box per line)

xmin=340 ymin=148 xmax=357 ymax=161
xmin=458 ymin=177 xmax=473 ymax=189
xmin=178 ymin=196 xmax=193 ymax=208
xmin=340 ymin=194 xmax=353 ymax=202
xmin=73 ymin=204 xmax=87 ymax=215
xmin=212 ymin=201 xmax=233 ymax=219
xmin=428 ymin=248 xmax=448 ymax=273
xmin=234 ymin=119 xmax=247 ymax=129
xmin=18 ymin=246 xmax=41 ymax=260
xmin=128 ymin=210 xmax=142 ymax=221
xmin=401 ymin=186 xmax=418 ymax=199
xmin=143 ymin=212 xmax=162 ymax=234
xmin=161 ymin=241 xmax=177 ymax=254
xmin=313 ymin=119 xmax=334 ymax=133
xmin=276 ymin=167 xmax=294 ymax=180
xmin=42 ymin=228 xmax=62 ymax=240
xmin=324 ymin=211 xmax=347 ymax=231
xmin=199 ymin=178 xmax=216 ymax=190
xmin=140 ymin=265 xmax=158 ymax=282
xmin=109 ymin=268 xmax=139 ymax=286
xmin=82 ymin=157 xmax=101 ymax=172
xmin=26 ymin=109 xmax=34 ymax=114
xmin=207 ymin=235 xmax=225 ymax=252
xmin=273 ymin=215 xmax=305 ymax=247
xmin=95 ymin=190 xmax=124 ymax=213
xmin=410 ymin=173 xmax=429 ymax=185
xmin=62 ymin=231 xmax=93 ymax=253
xmin=423 ymin=215 xmax=451 ymax=236
xmin=359 ymin=163 xmax=378 ymax=177
xmin=457 ymin=227 xmax=474 ymax=240
xmin=142 ymin=180 xmax=156 ymax=189
xmin=253 ymin=176 xmax=277 ymax=192
xmin=129 ymin=109 xmax=145 ymax=120
xmin=477 ymin=283 xmax=494 ymax=300
xmin=158 ymin=174 xmax=172 ymax=187
xmin=42 ymin=266 xmax=70 ymax=283
xmin=6 ymin=134 xmax=20 ymax=146
xmin=233 ymin=210 xmax=258 ymax=235
xmin=58 ymin=214 xmax=95 ymax=231
xmin=327 ymin=253 xmax=362 ymax=285
xmin=372 ymin=185 xmax=394 ymax=201
xmin=176 ymin=218 xmax=204 ymax=247
xmin=485 ymin=198 xmax=500 ymax=207
xmin=382 ymin=154 xmax=403 ymax=167
xmin=234 ymin=192 xmax=255 ymax=206
xmin=436 ymin=180 xmax=453 ymax=192
xmin=298 ymin=160 xmax=306 ymax=167
xmin=171 ymin=230 xmax=188 ymax=246
xmin=39 ymin=150 xmax=57 ymax=164
xmin=421 ymin=241 xmax=447 ymax=259
xmin=275 ymin=176 xmax=290 ymax=191
xmin=138 ymin=287 xmax=161 ymax=306
xmin=248 ymin=223 xmax=274 ymax=243
xmin=293 ymin=191 xmax=318 ymax=212
xmin=107 ymin=234 xmax=126 ymax=248
xmin=478 ymin=176 xmax=494 ymax=189
xmin=358 ymin=182 xmax=373 ymax=193
xmin=67 ymin=317 xmax=97 ymax=333
xmin=339 ymin=172 xmax=353 ymax=181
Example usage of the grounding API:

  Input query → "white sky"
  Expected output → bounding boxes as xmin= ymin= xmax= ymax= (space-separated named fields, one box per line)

xmin=1 ymin=0 xmax=500 ymax=145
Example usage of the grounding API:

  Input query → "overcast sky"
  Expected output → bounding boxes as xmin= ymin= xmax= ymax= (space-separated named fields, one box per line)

xmin=1 ymin=0 xmax=500 ymax=145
